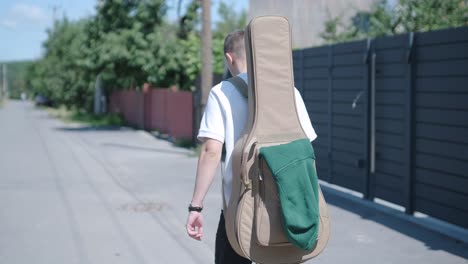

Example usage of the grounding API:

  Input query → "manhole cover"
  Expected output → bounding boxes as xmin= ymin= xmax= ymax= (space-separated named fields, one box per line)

xmin=119 ymin=201 xmax=167 ymax=212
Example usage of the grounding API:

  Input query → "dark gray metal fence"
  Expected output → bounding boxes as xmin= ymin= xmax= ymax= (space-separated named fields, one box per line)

xmin=293 ymin=26 xmax=468 ymax=228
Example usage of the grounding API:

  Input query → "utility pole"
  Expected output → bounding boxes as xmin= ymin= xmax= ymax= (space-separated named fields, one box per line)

xmin=48 ymin=4 xmax=62 ymax=22
xmin=201 ymin=0 xmax=212 ymax=111
xmin=2 ymin=64 xmax=7 ymax=99
xmin=94 ymin=74 xmax=103 ymax=115
xmin=0 ymin=64 xmax=3 ymax=100
xmin=193 ymin=0 xmax=212 ymax=144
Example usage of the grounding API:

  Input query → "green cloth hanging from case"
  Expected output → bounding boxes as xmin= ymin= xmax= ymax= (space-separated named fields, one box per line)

xmin=259 ymin=138 xmax=320 ymax=250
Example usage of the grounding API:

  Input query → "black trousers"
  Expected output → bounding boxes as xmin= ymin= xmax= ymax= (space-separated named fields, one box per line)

xmin=215 ymin=211 xmax=252 ymax=264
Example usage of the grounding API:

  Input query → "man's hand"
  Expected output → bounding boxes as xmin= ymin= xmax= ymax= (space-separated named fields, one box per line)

xmin=186 ymin=211 xmax=204 ymax=240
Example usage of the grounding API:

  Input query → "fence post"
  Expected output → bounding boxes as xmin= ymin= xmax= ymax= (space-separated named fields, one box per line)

xmin=363 ymin=38 xmax=374 ymax=200
xmin=327 ymin=45 xmax=334 ymax=183
xmin=1 ymin=64 xmax=7 ymax=100
xmin=298 ymin=49 xmax=304 ymax=94
xmin=143 ymin=83 xmax=151 ymax=130
xmin=405 ymin=32 xmax=415 ymax=215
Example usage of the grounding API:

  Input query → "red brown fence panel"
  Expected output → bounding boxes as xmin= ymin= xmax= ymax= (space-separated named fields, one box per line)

xmin=109 ymin=85 xmax=193 ymax=140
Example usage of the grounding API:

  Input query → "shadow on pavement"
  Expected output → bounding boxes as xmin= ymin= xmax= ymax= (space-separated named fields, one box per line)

xmin=55 ymin=126 xmax=127 ymax=132
xmin=320 ymin=184 xmax=468 ymax=259
xmin=55 ymin=126 xmax=194 ymax=156
xmin=102 ymin=142 xmax=191 ymax=156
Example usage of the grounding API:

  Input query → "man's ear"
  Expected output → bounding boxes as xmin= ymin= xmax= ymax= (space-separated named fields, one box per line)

xmin=225 ymin=52 xmax=234 ymax=65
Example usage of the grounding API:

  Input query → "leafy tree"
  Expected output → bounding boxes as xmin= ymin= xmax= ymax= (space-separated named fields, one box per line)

xmin=2 ymin=61 xmax=33 ymax=99
xmin=321 ymin=16 xmax=361 ymax=44
xmin=321 ymin=0 xmax=468 ymax=44
xmin=91 ymin=0 xmax=167 ymax=89
xmin=145 ymin=24 xmax=190 ymax=88
xmin=212 ymin=1 xmax=247 ymax=74
xmin=397 ymin=0 xmax=468 ymax=32
xmin=27 ymin=19 xmax=92 ymax=109
xmin=213 ymin=1 xmax=247 ymax=39
xmin=175 ymin=0 xmax=247 ymax=82
xmin=23 ymin=0 xmax=249 ymax=112
xmin=177 ymin=0 xmax=200 ymax=40
xmin=94 ymin=0 xmax=138 ymax=33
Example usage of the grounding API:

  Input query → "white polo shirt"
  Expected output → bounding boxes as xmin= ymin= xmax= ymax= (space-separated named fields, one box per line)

xmin=197 ymin=73 xmax=317 ymax=204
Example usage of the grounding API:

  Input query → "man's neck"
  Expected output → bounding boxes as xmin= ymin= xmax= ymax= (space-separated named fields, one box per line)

xmin=235 ymin=67 xmax=247 ymax=76
xmin=229 ymin=64 xmax=246 ymax=76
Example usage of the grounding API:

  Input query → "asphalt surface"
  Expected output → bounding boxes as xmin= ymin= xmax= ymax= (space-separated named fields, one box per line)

xmin=0 ymin=100 xmax=467 ymax=264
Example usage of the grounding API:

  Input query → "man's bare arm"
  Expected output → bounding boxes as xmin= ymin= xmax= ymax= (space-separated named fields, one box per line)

xmin=191 ymin=138 xmax=223 ymax=206
xmin=186 ymin=138 xmax=223 ymax=240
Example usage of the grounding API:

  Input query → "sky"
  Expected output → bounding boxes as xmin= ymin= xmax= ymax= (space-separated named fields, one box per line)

xmin=0 ymin=0 xmax=248 ymax=62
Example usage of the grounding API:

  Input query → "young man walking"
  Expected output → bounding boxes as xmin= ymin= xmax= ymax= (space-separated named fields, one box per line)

xmin=186 ymin=30 xmax=317 ymax=264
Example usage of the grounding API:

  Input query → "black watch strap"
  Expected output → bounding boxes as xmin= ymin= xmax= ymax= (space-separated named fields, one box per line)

xmin=188 ymin=204 xmax=203 ymax=212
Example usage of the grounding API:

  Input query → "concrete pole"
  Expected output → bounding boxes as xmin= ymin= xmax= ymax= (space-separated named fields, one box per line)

xmin=0 ymin=64 xmax=3 ymax=100
xmin=2 ymin=64 xmax=7 ymax=99
xmin=94 ymin=74 xmax=103 ymax=115
xmin=193 ymin=0 xmax=212 ymax=144
xmin=201 ymin=0 xmax=212 ymax=110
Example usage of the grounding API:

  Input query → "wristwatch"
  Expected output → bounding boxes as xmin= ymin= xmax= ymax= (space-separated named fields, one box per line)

xmin=188 ymin=204 xmax=203 ymax=212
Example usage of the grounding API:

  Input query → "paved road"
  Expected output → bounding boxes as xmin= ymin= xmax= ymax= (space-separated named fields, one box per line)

xmin=0 ymin=100 xmax=467 ymax=264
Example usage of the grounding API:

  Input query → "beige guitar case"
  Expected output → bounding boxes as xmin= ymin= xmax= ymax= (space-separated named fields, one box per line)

xmin=223 ymin=16 xmax=331 ymax=264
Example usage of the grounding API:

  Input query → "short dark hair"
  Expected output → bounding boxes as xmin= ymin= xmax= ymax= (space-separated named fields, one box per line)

xmin=224 ymin=30 xmax=245 ymax=58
